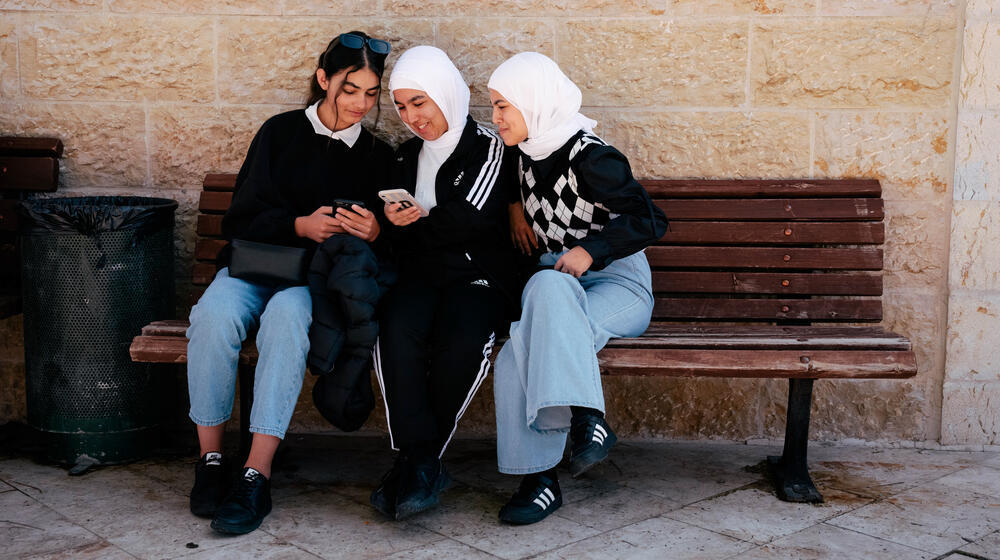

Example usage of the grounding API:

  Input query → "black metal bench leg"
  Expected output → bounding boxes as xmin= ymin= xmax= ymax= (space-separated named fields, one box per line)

xmin=237 ymin=364 xmax=254 ymax=462
xmin=767 ymin=377 xmax=823 ymax=503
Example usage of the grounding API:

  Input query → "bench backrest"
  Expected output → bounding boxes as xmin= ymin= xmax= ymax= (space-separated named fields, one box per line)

xmin=191 ymin=175 xmax=885 ymax=325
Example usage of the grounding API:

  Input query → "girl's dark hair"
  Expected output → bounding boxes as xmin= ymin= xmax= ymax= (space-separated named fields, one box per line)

xmin=306 ymin=30 xmax=387 ymax=129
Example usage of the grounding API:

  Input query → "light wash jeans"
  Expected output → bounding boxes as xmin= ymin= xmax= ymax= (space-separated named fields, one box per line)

xmin=494 ymin=250 xmax=653 ymax=474
xmin=186 ymin=267 xmax=311 ymax=439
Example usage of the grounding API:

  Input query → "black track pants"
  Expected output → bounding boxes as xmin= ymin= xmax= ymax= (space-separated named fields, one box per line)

xmin=374 ymin=276 xmax=507 ymax=457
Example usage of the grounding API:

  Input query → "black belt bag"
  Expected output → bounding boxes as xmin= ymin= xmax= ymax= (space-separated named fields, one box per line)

xmin=228 ymin=239 xmax=307 ymax=286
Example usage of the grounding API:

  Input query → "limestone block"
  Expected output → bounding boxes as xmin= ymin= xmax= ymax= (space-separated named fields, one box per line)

xmin=107 ymin=0 xmax=276 ymax=13
xmin=384 ymin=0 xmax=662 ymax=17
xmin=811 ymin=378 xmax=932 ymax=441
xmin=955 ymin=111 xmax=1000 ymax=201
xmin=961 ymin=19 xmax=1000 ymax=110
xmin=367 ymin=103 xmax=421 ymax=149
xmin=218 ymin=18 xmax=434 ymax=104
xmin=0 ymin=314 xmax=23 ymax=362
xmin=0 ymin=101 xmax=146 ymax=188
xmin=0 ymin=1 xmax=100 ymax=10
xmin=598 ymin=111 xmax=810 ymax=178
xmin=664 ymin=0 xmax=814 ymax=16
xmin=150 ymin=104 xmax=289 ymax=190
xmin=751 ymin=18 xmax=955 ymax=108
xmin=0 ymin=359 xmax=26 ymax=424
xmin=20 ymin=15 xmax=213 ymax=102
xmin=966 ymin=0 xmax=997 ymax=19
xmin=283 ymin=0 xmax=386 ymax=16
xmin=946 ymin=291 xmax=1000 ymax=382
xmin=821 ymin=0 xmax=958 ymax=16
xmin=560 ymin=20 xmax=747 ymax=108
xmin=950 ymin=201 xmax=1000 ymax=291
xmin=941 ymin=381 xmax=1000 ymax=445
xmin=814 ymin=111 xmax=952 ymax=202
xmin=436 ymin=19 xmax=554 ymax=108
xmin=0 ymin=19 xmax=16 ymax=99
xmin=882 ymin=200 xmax=949 ymax=293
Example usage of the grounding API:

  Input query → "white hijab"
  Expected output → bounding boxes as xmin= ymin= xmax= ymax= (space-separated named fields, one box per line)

xmin=487 ymin=52 xmax=597 ymax=161
xmin=389 ymin=46 xmax=470 ymax=211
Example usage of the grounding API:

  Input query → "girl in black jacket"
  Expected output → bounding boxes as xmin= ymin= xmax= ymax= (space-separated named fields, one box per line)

xmin=487 ymin=52 xmax=668 ymax=525
xmin=370 ymin=45 xmax=515 ymax=520
xmin=185 ymin=32 xmax=392 ymax=535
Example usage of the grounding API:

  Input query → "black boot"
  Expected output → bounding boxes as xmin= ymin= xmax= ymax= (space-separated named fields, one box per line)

xmin=190 ymin=452 xmax=228 ymax=518
xmin=498 ymin=470 xmax=562 ymax=525
xmin=394 ymin=452 xmax=451 ymax=520
xmin=569 ymin=411 xmax=617 ymax=477
xmin=211 ymin=467 xmax=272 ymax=535
xmin=370 ymin=453 xmax=407 ymax=519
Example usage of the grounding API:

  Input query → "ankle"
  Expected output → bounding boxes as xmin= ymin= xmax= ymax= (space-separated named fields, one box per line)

xmin=243 ymin=463 xmax=271 ymax=480
xmin=526 ymin=467 xmax=558 ymax=484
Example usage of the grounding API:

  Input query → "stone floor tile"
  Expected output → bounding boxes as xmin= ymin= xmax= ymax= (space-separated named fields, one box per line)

xmin=380 ymin=538 xmax=497 ymax=559
xmin=0 ymin=479 xmax=14 ymax=492
xmin=534 ymin=516 xmax=754 ymax=560
xmin=934 ymin=464 xmax=1000 ymax=499
xmin=408 ymin=484 xmax=600 ymax=560
xmin=982 ymin=453 xmax=1000 ymax=468
xmin=553 ymin=485 xmax=679 ymax=532
xmin=958 ymin=530 xmax=1000 ymax=560
xmin=0 ymin=491 xmax=105 ymax=559
xmin=177 ymin=535 xmax=321 ymax=560
xmin=826 ymin=482 xmax=1000 ymax=555
xmin=728 ymin=523 xmax=934 ymax=560
xmin=664 ymin=483 xmax=871 ymax=545
xmin=809 ymin=447 xmax=976 ymax=499
xmin=262 ymin=488 xmax=444 ymax=559
xmin=26 ymin=540 xmax=136 ymax=560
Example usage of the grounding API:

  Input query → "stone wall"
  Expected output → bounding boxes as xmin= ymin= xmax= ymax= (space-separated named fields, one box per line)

xmin=0 ymin=0 xmax=983 ymax=445
xmin=943 ymin=0 xmax=1000 ymax=445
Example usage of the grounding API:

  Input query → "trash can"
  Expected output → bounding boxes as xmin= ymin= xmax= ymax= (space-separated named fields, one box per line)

xmin=19 ymin=196 xmax=177 ymax=468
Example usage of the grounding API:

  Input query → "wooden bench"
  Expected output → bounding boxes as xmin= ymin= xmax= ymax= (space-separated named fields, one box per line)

xmin=0 ymin=137 xmax=63 ymax=318
xmin=130 ymin=174 xmax=917 ymax=503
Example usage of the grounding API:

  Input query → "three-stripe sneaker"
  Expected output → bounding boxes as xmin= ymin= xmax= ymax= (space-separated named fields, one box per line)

xmin=568 ymin=414 xmax=617 ymax=477
xmin=498 ymin=472 xmax=562 ymax=525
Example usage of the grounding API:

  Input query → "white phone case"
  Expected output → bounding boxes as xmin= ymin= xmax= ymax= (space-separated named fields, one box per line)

xmin=378 ymin=188 xmax=428 ymax=217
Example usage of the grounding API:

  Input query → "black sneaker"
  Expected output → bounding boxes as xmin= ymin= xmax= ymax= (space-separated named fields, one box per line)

xmin=370 ymin=454 xmax=407 ymax=519
xmin=498 ymin=472 xmax=562 ymax=525
xmin=190 ymin=452 xmax=228 ymax=518
xmin=211 ymin=467 xmax=272 ymax=535
xmin=569 ymin=414 xmax=617 ymax=477
xmin=394 ymin=455 xmax=452 ymax=520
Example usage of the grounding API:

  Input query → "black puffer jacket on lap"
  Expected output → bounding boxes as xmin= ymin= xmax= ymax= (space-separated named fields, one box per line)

xmin=308 ymin=234 xmax=396 ymax=432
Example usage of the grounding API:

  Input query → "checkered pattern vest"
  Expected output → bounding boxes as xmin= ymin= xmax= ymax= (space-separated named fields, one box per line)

xmin=519 ymin=133 xmax=617 ymax=254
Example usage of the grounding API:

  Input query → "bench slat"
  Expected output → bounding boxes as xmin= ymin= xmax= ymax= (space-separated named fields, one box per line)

xmin=656 ymin=199 xmax=883 ymax=221
xmin=653 ymin=271 xmax=882 ymax=295
xmin=197 ymin=214 xmax=223 ymax=237
xmin=598 ymin=348 xmax=916 ymax=378
xmin=200 ymin=191 xmax=233 ymax=213
xmin=195 ymin=239 xmax=226 ymax=261
xmin=660 ymin=221 xmax=883 ymax=245
xmin=641 ymin=179 xmax=881 ymax=198
xmin=193 ymin=263 xmax=217 ymax=285
xmin=646 ymin=247 xmax=883 ymax=270
xmin=652 ymin=298 xmax=881 ymax=322
xmin=0 ymin=137 xmax=63 ymax=157
xmin=0 ymin=156 xmax=59 ymax=192
xmin=203 ymin=174 xmax=237 ymax=191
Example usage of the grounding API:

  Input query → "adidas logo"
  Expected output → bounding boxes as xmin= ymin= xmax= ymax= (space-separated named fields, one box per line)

xmin=532 ymin=487 xmax=556 ymax=510
xmin=470 ymin=279 xmax=490 ymax=287
xmin=592 ymin=423 xmax=608 ymax=444
xmin=453 ymin=171 xmax=464 ymax=186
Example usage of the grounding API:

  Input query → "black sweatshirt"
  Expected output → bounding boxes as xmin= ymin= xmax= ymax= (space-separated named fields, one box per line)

xmin=514 ymin=130 xmax=668 ymax=270
xmin=219 ymin=109 xmax=393 ymax=266
xmin=388 ymin=116 xmax=517 ymax=295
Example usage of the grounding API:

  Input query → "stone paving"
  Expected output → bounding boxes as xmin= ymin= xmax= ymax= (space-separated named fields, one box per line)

xmin=1 ymin=434 xmax=999 ymax=559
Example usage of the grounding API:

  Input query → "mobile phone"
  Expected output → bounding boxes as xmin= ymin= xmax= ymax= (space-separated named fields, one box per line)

xmin=378 ymin=188 xmax=428 ymax=217
xmin=332 ymin=198 xmax=365 ymax=213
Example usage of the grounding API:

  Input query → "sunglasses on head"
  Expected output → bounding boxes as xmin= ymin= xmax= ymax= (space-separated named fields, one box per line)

xmin=339 ymin=33 xmax=391 ymax=55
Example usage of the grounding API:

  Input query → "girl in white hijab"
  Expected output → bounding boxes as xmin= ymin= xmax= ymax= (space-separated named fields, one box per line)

xmin=487 ymin=52 xmax=668 ymax=525
xmin=372 ymin=46 xmax=516 ymax=521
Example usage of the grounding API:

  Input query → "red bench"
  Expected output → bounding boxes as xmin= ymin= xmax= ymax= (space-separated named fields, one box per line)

xmin=131 ymin=174 xmax=917 ymax=503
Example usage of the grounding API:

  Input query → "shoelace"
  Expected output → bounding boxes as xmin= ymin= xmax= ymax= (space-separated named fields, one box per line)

xmin=230 ymin=471 xmax=262 ymax=504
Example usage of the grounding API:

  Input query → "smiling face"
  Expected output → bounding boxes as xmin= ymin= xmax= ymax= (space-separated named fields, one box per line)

xmin=489 ymin=89 xmax=528 ymax=146
xmin=317 ymin=66 xmax=380 ymax=131
xmin=393 ymin=88 xmax=449 ymax=141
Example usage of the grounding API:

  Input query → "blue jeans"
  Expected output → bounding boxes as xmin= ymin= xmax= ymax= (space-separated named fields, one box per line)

xmin=186 ymin=267 xmax=311 ymax=439
xmin=494 ymin=250 xmax=653 ymax=474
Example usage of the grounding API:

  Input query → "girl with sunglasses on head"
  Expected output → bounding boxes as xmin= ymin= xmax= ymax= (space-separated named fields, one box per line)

xmin=487 ymin=52 xmax=668 ymax=525
xmin=370 ymin=45 xmax=517 ymax=520
xmin=185 ymin=31 xmax=392 ymax=535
